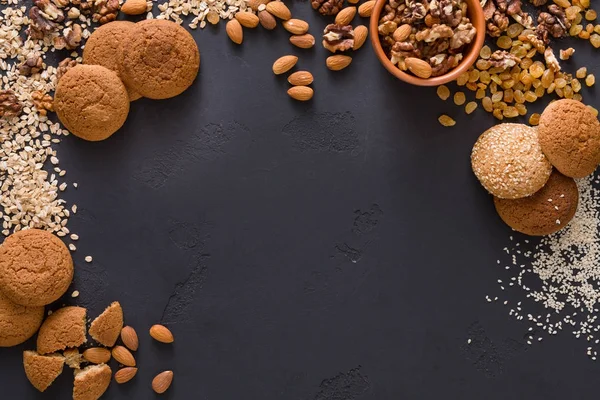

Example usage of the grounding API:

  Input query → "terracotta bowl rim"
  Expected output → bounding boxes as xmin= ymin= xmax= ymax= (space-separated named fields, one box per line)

xmin=369 ymin=0 xmax=486 ymax=87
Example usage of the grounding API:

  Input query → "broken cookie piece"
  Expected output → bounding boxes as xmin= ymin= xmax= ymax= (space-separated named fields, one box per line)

xmin=23 ymin=350 xmax=65 ymax=392
xmin=73 ymin=364 xmax=112 ymax=400
xmin=89 ymin=301 xmax=123 ymax=347
xmin=64 ymin=348 xmax=84 ymax=369
xmin=37 ymin=306 xmax=87 ymax=355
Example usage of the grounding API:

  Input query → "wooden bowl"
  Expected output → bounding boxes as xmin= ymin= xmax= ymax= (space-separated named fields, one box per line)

xmin=369 ymin=0 xmax=486 ymax=86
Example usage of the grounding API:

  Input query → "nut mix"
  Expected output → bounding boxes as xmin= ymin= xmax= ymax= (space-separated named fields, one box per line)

xmin=436 ymin=0 xmax=600 ymax=126
xmin=377 ymin=0 xmax=478 ymax=77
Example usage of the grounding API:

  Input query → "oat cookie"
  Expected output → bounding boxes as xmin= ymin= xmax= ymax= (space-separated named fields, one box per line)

xmin=82 ymin=21 xmax=142 ymax=101
xmin=73 ymin=364 xmax=112 ymax=400
xmin=37 ymin=306 xmax=87 ymax=355
xmin=23 ymin=351 xmax=65 ymax=392
xmin=494 ymin=171 xmax=579 ymax=236
xmin=0 ymin=291 xmax=44 ymax=347
xmin=89 ymin=301 xmax=123 ymax=347
xmin=471 ymin=123 xmax=552 ymax=199
xmin=54 ymin=64 xmax=130 ymax=141
xmin=538 ymin=99 xmax=600 ymax=178
xmin=121 ymin=19 xmax=200 ymax=99
xmin=0 ymin=229 xmax=73 ymax=307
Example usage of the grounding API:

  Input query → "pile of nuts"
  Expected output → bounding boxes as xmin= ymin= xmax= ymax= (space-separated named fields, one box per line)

xmin=377 ymin=0 xmax=478 ymax=78
xmin=436 ymin=0 xmax=600 ymax=126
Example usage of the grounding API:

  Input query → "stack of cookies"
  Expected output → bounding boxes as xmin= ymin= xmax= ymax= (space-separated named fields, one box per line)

xmin=55 ymin=19 xmax=200 ymax=142
xmin=471 ymin=99 xmax=600 ymax=236
xmin=0 ymin=229 xmax=74 ymax=348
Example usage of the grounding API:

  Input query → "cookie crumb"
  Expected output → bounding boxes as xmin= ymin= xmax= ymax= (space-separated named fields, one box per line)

xmin=85 ymin=256 xmax=92 ymax=263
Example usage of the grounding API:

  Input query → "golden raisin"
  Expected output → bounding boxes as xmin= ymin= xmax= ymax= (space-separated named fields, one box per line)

xmin=456 ymin=72 xmax=469 ymax=86
xmin=524 ymin=91 xmax=537 ymax=102
xmin=576 ymin=67 xmax=588 ymax=79
xmin=586 ymin=9 xmax=597 ymax=20
xmin=503 ymin=106 xmax=519 ymax=118
xmin=493 ymin=109 xmax=504 ymax=120
xmin=586 ymin=74 xmax=596 ymax=86
xmin=591 ymin=33 xmax=600 ymax=47
xmin=465 ymin=101 xmax=478 ymax=114
xmin=476 ymin=88 xmax=485 ymax=99
xmin=437 ymin=85 xmax=451 ymax=100
xmin=529 ymin=62 xmax=544 ymax=78
xmin=571 ymin=78 xmax=582 ymax=92
xmin=514 ymin=90 xmax=525 ymax=103
xmin=588 ymin=105 xmax=599 ymax=117
xmin=503 ymin=88 xmax=514 ymax=103
xmin=479 ymin=45 xmax=492 ymax=59
xmin=497 ymin=36 xmax=512 ymax=49
xmin=541 ymin=69 xmax=554 ymax=88
xmin=515 ymin=103 xmax=527 ymax=116
xmin=482 ymin=97 xmax=493 ymax=112
xmin=454 ymin=92 xmax=466 ymax=105
xmin=570 ymin=24 xmax=583 ymax=36
xmin=438 ymin=115 xmax=456 ymax=127
xmin=529 ymin=113 xmax=540 ymax=126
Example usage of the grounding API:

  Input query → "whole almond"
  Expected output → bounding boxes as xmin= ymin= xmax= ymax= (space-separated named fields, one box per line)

xmin=226 ymin=19 xmax=243 ymax=44
xmin=326 ymin=55 xmax=352 ymax=71
xmin=272 ymin=55 xmax=298 ymax=75
xmin=266 ymin=1 xmax=291 ymax=20
xmin=247 ymin=0 xmax=269 ymax=11
xmin=82 ymin=347 xmax=111 ymax=364
xmin=115 ymin=367 xmax=138 ymax=384
xmin=152 ymin=371 xmax=174 ymax=394
xmin=358 ymin=0 xmax=375 ymax=17
xmin=149 ymin=324 xmax=175 ymax=343
xmin=282 ymin=19 xmax=309 ymax=35
xmin=121 ymin=0 xmax=146 ymax=15
xmin=289 ymin=34 xmax=315 ymax=48
xmin=287 ymin=86 xmax=314 ymax=101
xmin=288 ymin=71 xmax=314 ymax=86
xmin=258 ymin=10 xmax=277 ymax=30
xmin=112 ymin=345 xmax=136 ymax=367
xmin=353 ymin=25 xmax=368 ymax=50
xmin=405 ymin=57 xmax=433 ymax=78
xmin=393 ymin=24 xmax=411 ymax=42
xmin=335 ymin=6 xmax=356 ymax=25
xmin=235 ymin=12 xmax=260 ymax=28
xmin=120 ymin=326 xmax=139 ymax=351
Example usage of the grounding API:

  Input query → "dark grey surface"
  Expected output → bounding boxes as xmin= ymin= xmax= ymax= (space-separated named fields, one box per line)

xmin=3 ymin=3 xmax=600 ymax=399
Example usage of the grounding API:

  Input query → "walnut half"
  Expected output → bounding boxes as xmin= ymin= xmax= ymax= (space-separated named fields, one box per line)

xmin=322 ymin=24 xmax=354 ymax=53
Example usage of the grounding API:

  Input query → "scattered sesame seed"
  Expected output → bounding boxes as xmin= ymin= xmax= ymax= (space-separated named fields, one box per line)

xmin=71 ymin=290 xmax=79 ymax=298
xmin=85 ymin=256 xmax=92 ymax=263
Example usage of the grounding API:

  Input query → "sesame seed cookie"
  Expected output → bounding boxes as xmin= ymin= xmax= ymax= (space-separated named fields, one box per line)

xmin=538 ymin=99 xmax=600 ymax=178
xmin=23 ymin=350 xmax=65 ymax=392
xmin=0 ymin=291 xmax=44 ymax=347
xmin=494 ymin=171 xmax=579 ymax=236
xmin=471 ymin=123 xmax=552 ymax=199
xmin=73 ymin=364 xmax=112 ymax=400
xmin=121 ymin=19 xmax=200 ymax=99
xmin=0 ymin=229 xmax=73 ymax=307
xmin=89 ymin=301 xmax=123 ymax=347
xmin=37 ymin=306 xmax=87 ymax=355
xmin=82 ymin=21 xmax=142 ymax=102
xmin=54 ymin=64 xmax=130 ymax=141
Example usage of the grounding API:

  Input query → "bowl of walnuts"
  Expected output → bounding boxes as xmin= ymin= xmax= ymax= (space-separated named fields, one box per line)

xmin=370 ymin=0 xmax=486 ymax=86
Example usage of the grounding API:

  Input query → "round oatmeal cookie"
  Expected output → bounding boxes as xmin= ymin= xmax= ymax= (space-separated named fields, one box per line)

xmin=471 ymin=123 xmax=552 ymax=199
xmin=82 ymin=20 xmax=142 ymax=101
xmin=538 ymin=99 xmax=600 ymax=178
xmin=54 ymin=64 xmax=130 ymax=141
xmin=37 ymin=306 xmax=87 ymax=355
xmin=494 ymin=170 xmax=579 ymax=236
xmin=0 ymin=229 xmax=73 ymax=307
xmin=0 ymin=291 xmax=44 ymax=347
xmin=121 ymin=19 xmax=200 ymax=99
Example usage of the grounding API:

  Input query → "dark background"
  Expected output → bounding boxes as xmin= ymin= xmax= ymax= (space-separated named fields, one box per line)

xmin=2 ymin=2 xmax=600 ymax=399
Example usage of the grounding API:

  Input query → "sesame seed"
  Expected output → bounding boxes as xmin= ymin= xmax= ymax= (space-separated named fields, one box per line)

xmin=85 ymin=256 xmax=92 ymax=263
xmin=71 ymin=290 xmax=79 ymax=298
